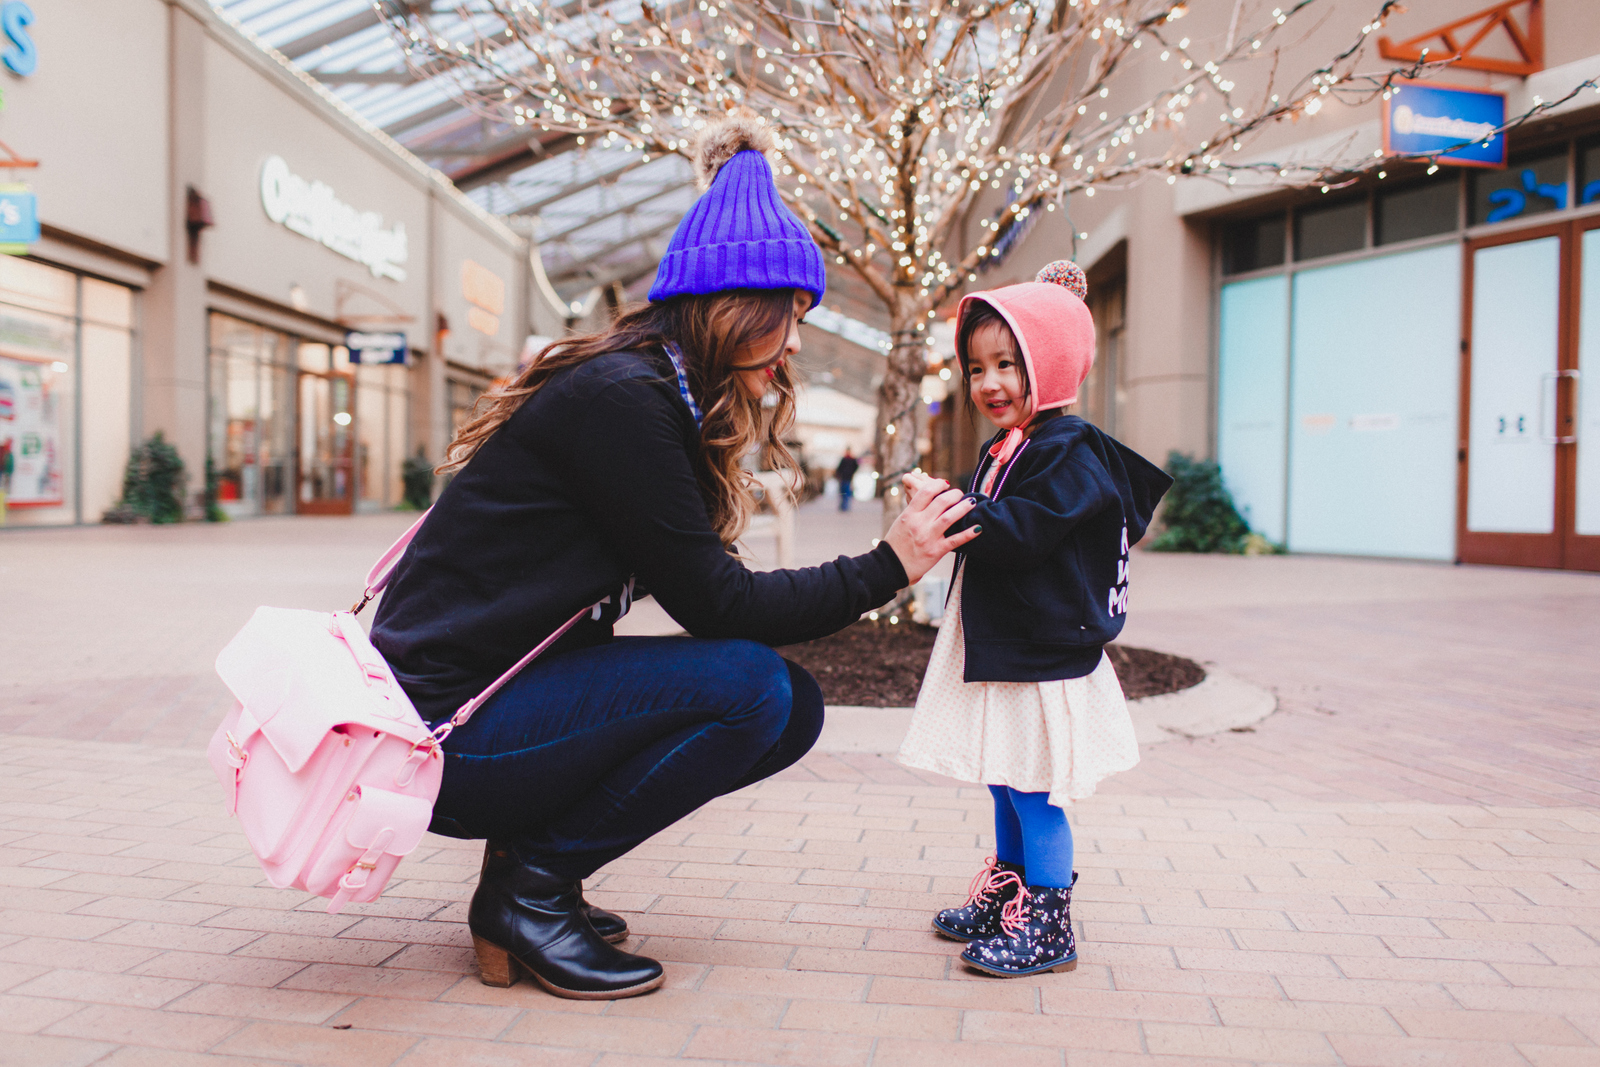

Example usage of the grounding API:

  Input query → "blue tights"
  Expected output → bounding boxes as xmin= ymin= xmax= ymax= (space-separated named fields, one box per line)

xmin=989 ymin=785 xmax=1074 ymax=888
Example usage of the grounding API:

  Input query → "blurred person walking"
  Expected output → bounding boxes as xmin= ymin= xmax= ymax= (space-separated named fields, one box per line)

xmin=835 ymin=447 xmax=860 ymax=511
xmin=371 ymin=112 xmax=978 ymax=1001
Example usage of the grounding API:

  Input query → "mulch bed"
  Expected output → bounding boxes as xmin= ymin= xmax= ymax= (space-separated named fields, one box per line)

xmin=776 ymin=618 xmax=1205 ymax=707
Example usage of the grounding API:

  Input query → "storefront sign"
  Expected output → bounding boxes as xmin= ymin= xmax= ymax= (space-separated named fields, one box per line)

xmin=0 ymin=182 xmax=38 ymax=254
xmin=346 ymin=330 xmax=408 ymax=364
xmin=1 ymin=2 xmax=35 ymax=77
xmin=0 ymin=355 xmax=62 ymax=506
xmin=1382 ymin=81 xmax=1506 ymax=168
xmin=461 ymin=259 xmax=505 ymax=336
xmin=260 ymin=156 xmax=408 ymax=281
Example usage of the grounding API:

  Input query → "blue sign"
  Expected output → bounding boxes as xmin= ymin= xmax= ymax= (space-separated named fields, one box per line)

xmin=346 ymin=330 xmax=408 ymax=365
xmin=0 ymin=188 xmax=38 ymax=245
xmin=1382 ymin=80 xmax=1506 ymax=168
xmin=1 ymin=1 xmax=34 ymax=77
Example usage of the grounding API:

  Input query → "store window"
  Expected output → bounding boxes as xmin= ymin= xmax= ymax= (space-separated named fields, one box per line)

xmin=1294 ymin=197 xmax=1367 ymax=261
xmin=1081 ymin=278 xmax=1126 ymax=435
xmin=294 ymin=342 xmax=355 ymax=514
xmin=1470 ymin=147 xmax=1568 ymax=226
xmin=0 ymin=258 xmax=135 ymax=526
xmin=449 ymin=376 xmax=486 ymax=434
xmin=1376 ymin=176 xmax=1460 ymax=245
xmin=1222 ymin=214 xmax=1286 ymax=275
xmin=1577 ymin=137 xmax=1600 ymax=207
xmin=356 ymin=361 xmax=408 ymax=510
xmin=207 ymin=313 xmax=293 ymax=517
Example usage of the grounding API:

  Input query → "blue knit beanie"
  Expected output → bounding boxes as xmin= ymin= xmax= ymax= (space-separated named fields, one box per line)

xmin=648 ymin=114 xmax=826 ymax=307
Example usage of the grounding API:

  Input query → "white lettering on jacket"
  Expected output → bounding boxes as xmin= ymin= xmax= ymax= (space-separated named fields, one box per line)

xmin=1107 ymin=524 xmax=1131 ymax=617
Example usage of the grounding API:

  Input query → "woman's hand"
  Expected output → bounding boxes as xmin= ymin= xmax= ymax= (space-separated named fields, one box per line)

xmin=883 ymin=473 xmax=981 ymax=586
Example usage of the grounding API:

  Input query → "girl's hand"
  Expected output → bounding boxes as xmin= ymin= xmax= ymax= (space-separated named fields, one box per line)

xmin=900 ymin=470 xmax=943 ymax=498
xmin=884 ymin=477 xmax=981 ymax=586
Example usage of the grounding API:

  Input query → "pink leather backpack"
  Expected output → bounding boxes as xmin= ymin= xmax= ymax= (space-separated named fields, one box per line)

xmin=209 ymin=511 xmax=590 ymax=913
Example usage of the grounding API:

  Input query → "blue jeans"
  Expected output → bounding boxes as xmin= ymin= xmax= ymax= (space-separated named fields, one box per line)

xmin=428 ymin=636 xmax=824 ymax=881
xmin=839 ymin=484 xmax=854 ymax=511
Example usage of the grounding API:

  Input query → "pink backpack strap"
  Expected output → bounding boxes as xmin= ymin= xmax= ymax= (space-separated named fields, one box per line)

xmin=351 ymin=508 xmax=432 ymax=615
xmin=354 ymin=507 xmax=604 ymax=751
xmin=426 ymin=603 xmax=593 ymax=747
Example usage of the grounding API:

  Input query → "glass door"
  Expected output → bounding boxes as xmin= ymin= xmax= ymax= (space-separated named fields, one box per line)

xmin=1460 ymin=221 xmax=1595 ymax=571
xmin=1568 ymin=218 xmax=1600 ymax=570
xmin=295 ymin=370 xmax=354 ymax=515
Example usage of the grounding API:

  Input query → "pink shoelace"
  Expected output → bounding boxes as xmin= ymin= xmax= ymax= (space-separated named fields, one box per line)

xmin=998 ymin=884 xmax=1033 ymax=936
xmin=962 ymin=857 xmax=1004 ymax=907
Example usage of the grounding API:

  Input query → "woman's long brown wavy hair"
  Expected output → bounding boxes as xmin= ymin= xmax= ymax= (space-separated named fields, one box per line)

xmin=438 ymin=287 xmax=802 ymax=547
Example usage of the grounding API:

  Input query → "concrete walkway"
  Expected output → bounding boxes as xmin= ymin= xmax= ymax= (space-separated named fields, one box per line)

xmin=1 ymin=501 xmax=1598 ymax=1067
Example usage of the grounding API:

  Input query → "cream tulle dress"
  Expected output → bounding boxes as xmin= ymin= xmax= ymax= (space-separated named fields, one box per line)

xmin=896 ymin=463 xmax=1141 ymax=807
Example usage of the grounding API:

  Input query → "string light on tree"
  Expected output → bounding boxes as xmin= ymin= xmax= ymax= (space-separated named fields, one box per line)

xmin=377 ymin=0 xmax=1597 ymax=528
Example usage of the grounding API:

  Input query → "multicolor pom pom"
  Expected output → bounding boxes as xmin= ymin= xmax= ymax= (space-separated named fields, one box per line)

xmin=1035 ymin=260 xmax=1088 ymax=301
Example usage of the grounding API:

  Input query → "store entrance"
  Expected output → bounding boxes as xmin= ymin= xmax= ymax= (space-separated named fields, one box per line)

xmin=1460 ymin=218 xmax=1600 ymax=571
xmin=295 ymin=369 xmax=355 ymax=515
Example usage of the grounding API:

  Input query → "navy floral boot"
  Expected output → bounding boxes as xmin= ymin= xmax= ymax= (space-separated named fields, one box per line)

xmin=932 ymin=857 xmax=1026 ymax=942
xmin=960 ymin=872 xmax=1078 ymax=977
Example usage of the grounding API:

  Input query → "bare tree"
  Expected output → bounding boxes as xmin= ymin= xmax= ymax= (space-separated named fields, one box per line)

xmin=379 ymin=0 xmax=1595 ymax=524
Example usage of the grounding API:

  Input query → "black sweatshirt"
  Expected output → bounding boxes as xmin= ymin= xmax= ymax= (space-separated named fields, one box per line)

xmin=944 ymin=416 xmax=1172 ymax=683
xmin=371 ymin=348 xmax=908 ymax=722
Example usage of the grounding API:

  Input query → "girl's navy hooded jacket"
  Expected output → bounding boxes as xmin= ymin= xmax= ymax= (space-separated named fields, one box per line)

xmin=945 ymin=415 xmax=1172 ymax=683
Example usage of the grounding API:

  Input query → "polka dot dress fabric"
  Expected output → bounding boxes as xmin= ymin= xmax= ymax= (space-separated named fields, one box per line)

xmin=896 ymin=570 xmax=1141 ymax=808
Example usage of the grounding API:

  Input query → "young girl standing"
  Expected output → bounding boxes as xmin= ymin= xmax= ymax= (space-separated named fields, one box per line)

xmin=897 ymin=260 xmax=1172 ymax=978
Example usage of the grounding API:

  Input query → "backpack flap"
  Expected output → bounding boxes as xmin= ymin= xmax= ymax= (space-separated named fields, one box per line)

xmin=343 ymin=784 xmax=433 ymax=858
xmin=215 ymin=605 xmax=429 ymax=773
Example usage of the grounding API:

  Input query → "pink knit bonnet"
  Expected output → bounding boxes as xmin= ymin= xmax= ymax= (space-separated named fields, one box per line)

xmin=956 ymin=260 xmax=1095 ymax=412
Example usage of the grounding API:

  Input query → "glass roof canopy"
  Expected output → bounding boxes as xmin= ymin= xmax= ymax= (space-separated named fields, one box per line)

xmin=215 ymin=0 xmax=697 ymax=301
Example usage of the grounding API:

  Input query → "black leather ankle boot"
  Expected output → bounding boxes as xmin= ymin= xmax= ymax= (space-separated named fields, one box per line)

xmin=469 ymin=847 xmax=663 ymax=999
xmin=481 ymin=845 xmax=629 ymax=944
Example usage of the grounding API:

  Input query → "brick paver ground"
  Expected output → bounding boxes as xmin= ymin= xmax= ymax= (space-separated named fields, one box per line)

xmin=2 ymin=505 xmax=1598 ymax=1066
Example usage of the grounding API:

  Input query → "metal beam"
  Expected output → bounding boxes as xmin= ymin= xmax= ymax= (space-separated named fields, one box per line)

xmin=415 ymin=128 xmax=535 ymax=160
xmin=279 ymin=8 xmax=384 ymax=60
xmin=537 ymin=182 xmax=689 ymax=243
xmin=544 ymin=216 xmax=681 ymax=280
xmin=310 ymin=69 xmax=416 ymax=85
xmin=382 ymin=98 xmax=462 ymax=136
xmin=508 ymin=155 xmax=658 ymax=218
xmin=452 ymin=132 xmax=583 ymax=191
xmin=556 ymin=256 xmax=664 ymax=296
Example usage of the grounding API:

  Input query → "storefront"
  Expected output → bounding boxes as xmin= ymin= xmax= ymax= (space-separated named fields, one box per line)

xmin=0 ymin=256 xmax=136 ymax=525
xmin=207 ymin=315 xmax=410 ymax=516
xmin=1214 ymin=133 xmax=1600 ymax=570
xmin=0 ymin=0 xmax=527 ymax=527
xmin=959 ymin=0 xmax=1600 ymax=573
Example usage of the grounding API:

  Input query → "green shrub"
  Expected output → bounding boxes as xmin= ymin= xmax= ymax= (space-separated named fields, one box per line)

xmin=1149 ymin=451 xmax=1253 ymax=554
xmin=401 ymin=447 xmax=435 ymax=510
xmin=107 ymin=432 xmax=187 ymax=524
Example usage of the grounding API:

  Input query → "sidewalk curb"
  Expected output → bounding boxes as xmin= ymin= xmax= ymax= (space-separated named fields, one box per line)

xmin=816 ymin=668 xmax=1278 ymax=754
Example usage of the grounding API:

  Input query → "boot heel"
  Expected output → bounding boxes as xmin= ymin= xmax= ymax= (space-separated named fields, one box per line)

xmin=473 ymin=935 xmax=520 ymax=988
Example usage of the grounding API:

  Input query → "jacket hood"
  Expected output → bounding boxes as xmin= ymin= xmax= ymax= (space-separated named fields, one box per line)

xmin=958 ymin=261 xmax=1095 ymax=413
xmin=991 ymin=417 xmax=1173 ymax=543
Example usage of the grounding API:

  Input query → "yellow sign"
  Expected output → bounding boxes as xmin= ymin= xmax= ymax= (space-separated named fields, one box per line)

xmin=461 ymin=259 xmax=505 ymax=336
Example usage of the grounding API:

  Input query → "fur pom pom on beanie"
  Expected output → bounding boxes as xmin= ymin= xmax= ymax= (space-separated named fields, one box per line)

xmin=692 ymin=110 xmax=776 ymax=190
xmin=648 ymin=109 xmax=825 ymax=306
xmin=957 ymin=260 xmax=1096 ymax=411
